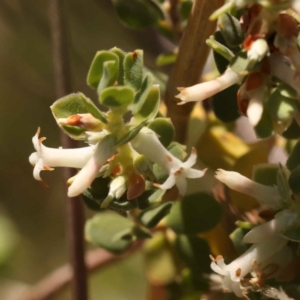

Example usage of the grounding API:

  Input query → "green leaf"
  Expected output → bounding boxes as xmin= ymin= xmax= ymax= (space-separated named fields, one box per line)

xmin=110 ymin=47 xmax=125 ymax=85
xmin=116 ymin=120 xmax=148 ymax=146
xmin=87 ymin=51 xmax=119 ymax=88
xmin=229 ymin=227 xmax=250 ymax=254
xmin=82 ymin=192 xmax=101 ymax=211
xmin=97 ymin=60 xmax=118 ymax=93
xmin=124 ymin=50 xmax=143 ymax=90
xmin=167 ymin=142 xmax=187 ymax=161
xmin=133 ymin=155 xmax=155 ymax=180
xmin=85 ymin=211 xmax=134 ymax=253
xmin=266 ymin=85 xmax=298 ymax=122
xmin=132 ymin=85 xmax=160 ymax=123
xmin=131 ymin=73 xmax=154 ymax=113
xmin=100 ymin=86 xmax=135 ymax=107
xmin=286 ymin=140 xmax=300 ymax=171
xmin=156 ymin=51 xmax=177 ymax=67
xmin=254 ymin=109 xmax=274 ymax=138
xmin=218 ymin=13 xmax=244 ymax=48
xmin=276 ymin=164 xmax=290 ymax=202
xmin=252 ymin=163 xmax=278 ymax=186
xmin=139 ymin=202 xmax=173 ymax=228
xmin=282 ymin=119 xmax=300 ymax=139
xmin=51 ymin=93 xmax=107 ymax=138
xmin=148 ymin=118 xmax=175 ymax=147
xmin=88 ymin=176 xmax=111 ymax=199
xmin=60 ymin=125 xmax=86 ymax=138
xmin=212 ymin=84 xmax=240 ymax=122
xmin=283 ymin=227 xmax=300 ymax=242
xmin=148 ymin=189 xmax=167 ymax=203
xmin=166 ymin=193 xmax=222 ymax=235
xmin=111 ymin=0 xmax=164 ymax=29
xmin=288 ymin=165 xmax=300 ymax=195
xmin=230 ymin=50 xmax=253 ymax=75
xmin=175 ymin=235 xmax=211 ymax=274
xmin=212 ymin=31 xmax=233 ymax=74
xmin=207 ymin=34 xmax=235 ymax=62
xmin=136 ymin=190 xmax=152 ymax=209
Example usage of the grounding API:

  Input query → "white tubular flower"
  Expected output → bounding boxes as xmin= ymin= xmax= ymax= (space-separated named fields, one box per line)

xmin=101 ymin=175 xmax=127 ymax=208
xmin=210 ymin=236 xmax=288 ymax=298
xmin=243 ymin=209 xmax=299 ymax=243
xmin=131 ymin=127 xmax=206 ymax=196
xmin=263 ymin=287 xmax=293 ymax=300
xmin=257 ymin=244 xmax=293 ymax=279
xmin=215 ymin=169 xmax=284 ymax=210
xmin=247 ymin=95 xmax=264 ymax=126
xmin=29 ymin=128 xmax=94 ymax=183
xmin=175 ymin=68 xmax=244 ymax=105
xmin=67 ymin=134 xmax=117 ymax=197
xmin=247 ymin=39 xmax=269 ymax=62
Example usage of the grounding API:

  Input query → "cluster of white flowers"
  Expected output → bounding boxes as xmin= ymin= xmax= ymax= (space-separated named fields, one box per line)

xmin=29 ymin=125 xmax=205 ymax=199
xmin=211 ymin=168 xmax=298 ymax=298
xmin=176 ymin=1 xmax=300 ymax=128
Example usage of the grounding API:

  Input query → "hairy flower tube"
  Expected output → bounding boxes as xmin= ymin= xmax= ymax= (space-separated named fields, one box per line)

xmin=29 ymin=128 xmax=116 ymax=197
xmin=131 ymin=127 xmax=206 ymax=196
xmin=175 ymin=68 xmax=244 ymax=105
xmin=215 ymin=169 xmax=284 ymax=210
xmin=243 ymin=209 xmax=299 ymax=243
xmin=29 ymin=127 xmax=94 ymax=184
xmin=238 ymin=72 xmax=269 ymax=126
xmin=210 ymin=236 xmax=288 ymax=298
xmin=67 ymin=134 xmax=117 ymax=197
xmin=215 ymin=168 xmax=300 ymax=245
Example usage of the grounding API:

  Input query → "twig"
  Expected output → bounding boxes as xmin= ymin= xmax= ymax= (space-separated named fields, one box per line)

xmin=169 ymin=0 xmax=181 ymax=38
xmin=20 ymin=242 xmax=143 ymax=300
xmin=165 ymin=0 xmax=224 ymax=143
xmin=49 ymin=1 xmax=88 ymax=299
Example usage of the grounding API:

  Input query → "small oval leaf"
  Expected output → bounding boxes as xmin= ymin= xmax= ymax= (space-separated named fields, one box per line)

xmin=100 ymin=86 xmax=135 ymax=107
xmin=112 ymin=0 xmax=164 ymax=29
xmin=85 ymin=211 xmax=134 ymax=253
xmin=286 ymin=141 xmax=300 ymax=171
xmin=87 ymin=51 xmax=119 ymax=89
xmin=175 ymin=235 xmax=211 ymax=274
xmin=124 ymin=50 xmax=143 ymax=91
xmin=148 ymin=118 xmax=175 ymax=148
xmin=166 ymin=193 xmax=222 ymax=235
xmin=139 ymin=202 xmax=173 ymax=228
xmin=132 ymin=85 xmax=160 ymax=123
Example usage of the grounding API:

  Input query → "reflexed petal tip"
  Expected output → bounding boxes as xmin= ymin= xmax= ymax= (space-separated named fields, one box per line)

xmin=182 ymin=147 xmax=197 ymax=168
xmin=214 ymin=169 xmax=228 ymax=183
xmin=175 ymin=87 xmax=188 ymax=105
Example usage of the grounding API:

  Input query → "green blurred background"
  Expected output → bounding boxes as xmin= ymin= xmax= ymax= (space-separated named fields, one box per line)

xmin=0 ymin=0 xmax=169 ymax=298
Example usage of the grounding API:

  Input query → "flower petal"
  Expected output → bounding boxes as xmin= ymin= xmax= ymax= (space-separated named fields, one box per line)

xmin=159 ymin=174 xmax=176 ymax=191
xmin=175 ymin=175 xmax=187 ymax=196
xmin=182 ymin=148 xmax=197 ymax=168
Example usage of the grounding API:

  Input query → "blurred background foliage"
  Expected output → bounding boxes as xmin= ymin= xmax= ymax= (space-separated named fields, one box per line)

xmin=0 ymin=0 xmax=171 ymax=298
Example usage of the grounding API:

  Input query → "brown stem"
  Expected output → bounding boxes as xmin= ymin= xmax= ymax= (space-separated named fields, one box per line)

xmin=169 ymin=0 xmax=180 ymax=38
xmin=20 ymin=242 xmax=143 ymax=300
xmin=49 ymin=1 xmax=88 ymax=299
xmin=165 ymin=0 xmax=224 ymax=143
